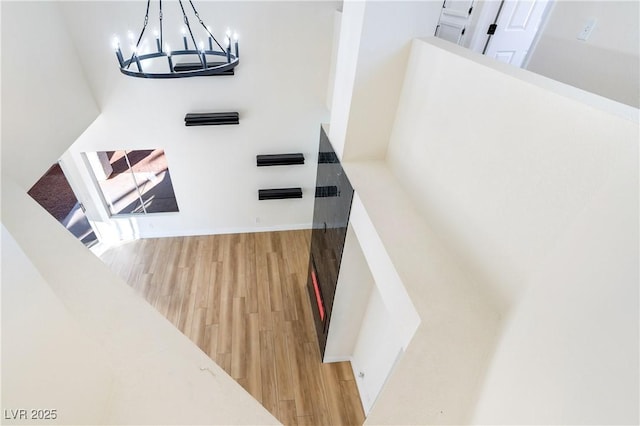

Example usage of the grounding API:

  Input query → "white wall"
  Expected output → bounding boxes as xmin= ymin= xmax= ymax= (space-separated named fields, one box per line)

xmin=0 ymin=3 xmax=282 ymax=423
xmin=0 ymin=1 xmax=100 ymax=190
xmin=328 ymin=0 xmax=442 ymax=161
xmin=2 ymin=225 xmax=114 ymax=425
xmin=324 ymin=224 xmax=411 ymax=416
xmin=473 ymin=150 xmax=639 ymax=423
xmin=384 ymin=37 xmax=638 ymax=424
xmin=388 ymin=37 xmax=639 ymax=312
xmin=351 ymin=284 xmax=402 ymax=415
xmin=1 ymin=177 xmax=281 ymax=426
xmin=55 ymin=1 xmax=337 ymax=239
xmin=527 ymin=0 xmax=640 ymax=107
xmin=348 ymin=193 xmax=420 ymax=350
xmin=324 ymin=226 xmax=374 ymax=361
xmin=326 ymin=9 xmax=343 ymax=111
xmin=343 ymin=162 xmax=501 ymax=425
xmin=328 ymin=0 xmax=367 ymax=159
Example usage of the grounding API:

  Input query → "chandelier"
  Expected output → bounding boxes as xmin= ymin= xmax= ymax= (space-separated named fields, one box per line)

xmin=112 ymin=0 xmax=239 ymax=78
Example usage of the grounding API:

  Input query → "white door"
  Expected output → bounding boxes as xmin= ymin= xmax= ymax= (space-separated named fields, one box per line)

xmin=435 ymin=0 xmax=475 ymax=45
xmin=484 ymin=0 xmax=550 ymax=67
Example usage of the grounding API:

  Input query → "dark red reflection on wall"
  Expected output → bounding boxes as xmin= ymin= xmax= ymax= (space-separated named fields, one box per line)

xmin=311 ymin=266 xmax=325 ymax=322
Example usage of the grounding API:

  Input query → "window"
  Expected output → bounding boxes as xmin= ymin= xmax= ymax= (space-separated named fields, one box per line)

xmin=86 ymin=149 xmax=179 ymax=215
xmin=28 ymin=163 xmax=98 ymax=247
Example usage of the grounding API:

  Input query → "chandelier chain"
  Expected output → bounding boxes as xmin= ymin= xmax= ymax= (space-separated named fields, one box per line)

xmin=178 ymin=0 xmax=204 ymax=66
xmin=159 ymin=0 xmax=164 ymax=52
xmin=126 ymin=0 xmax=151 ymax=70
xmin=189 ymin=0 xmax=225 ymax=52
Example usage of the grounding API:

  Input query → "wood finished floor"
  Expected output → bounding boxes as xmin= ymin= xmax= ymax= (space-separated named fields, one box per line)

xmin=100 ymin=230 xmax=365 ymax=425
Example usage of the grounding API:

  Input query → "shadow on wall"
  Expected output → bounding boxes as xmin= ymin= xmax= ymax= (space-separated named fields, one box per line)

xmin=117 ymin=172 xmax=180 ymax=214
xmin=90 ymin=149 xmax=179 ymax=216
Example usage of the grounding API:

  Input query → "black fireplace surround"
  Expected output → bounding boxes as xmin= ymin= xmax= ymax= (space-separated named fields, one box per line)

xmin=306 ymin=126 xmax=354 ymax=357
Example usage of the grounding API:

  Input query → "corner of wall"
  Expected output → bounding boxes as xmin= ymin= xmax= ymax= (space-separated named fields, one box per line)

xmin=1 ymin=1 xmax=99 ymax=190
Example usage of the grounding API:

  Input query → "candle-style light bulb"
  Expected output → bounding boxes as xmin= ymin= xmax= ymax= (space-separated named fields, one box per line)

xmin=199 ymin=40 xmax=207 ymax=68
xmin=127 ymin=30 xmax=135 ymax=41
xmin=233 ymin=32 xmax=239 ymax=59
xmin=207 ymin=25 xmax=213 ymax=50
xmin=165 ymin=43 xmax=174 ymax=72
xmin=182 ymin=26 xmax=188 ymax=49
xmin=153 ymin=29 xmax=161 ymax=52
xmin=130 ymin=45 xmax=142 ymax=72
xmin=112 ymin=36 xmax=124 ymax=67
xmin=225 ymin=35 xmax=231 ymax=63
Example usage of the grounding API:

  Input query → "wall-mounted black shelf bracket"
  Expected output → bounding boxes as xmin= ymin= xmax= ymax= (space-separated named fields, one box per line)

xmin=185 ymin=112 xmax=239 ymax=126
xmin=257 ymin=153 xmax=305 ymax=167
xmin=174 ymin=62 xmax=235 ymax=75
xmin=258 ymin=188 xmax=303 ymax=200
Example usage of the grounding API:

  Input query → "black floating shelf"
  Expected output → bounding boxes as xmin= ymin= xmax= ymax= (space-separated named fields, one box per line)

xmin=185 ymin=112 xmax=239 ymax=126
xmin=318 ymin=151 xmax=339 ymax=164
xmin=174 ymin=62 xmax=234 ymax=75
xmin=259 ymin=188 xmax=303 ymax=200
xmin=315 ymin=185 xmax=339 ymax=198
xmin=257 ymin=153 xmax=305 ymax=167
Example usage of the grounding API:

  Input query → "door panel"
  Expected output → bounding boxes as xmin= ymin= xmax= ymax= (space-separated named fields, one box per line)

xmin=495 ymin=50 xmax=516 ymax=64
xmin=441 ymin=0 xmax=474 ymax=18
xmin=484 ymin=0 xmax=550 ymax=67
xmin=507 ymin=0 xmax=538 ymax=30
xmin=435 ymin=21 xmax=466 ymax=44
xmin=435 ymin=0 xmax=475 ymax=46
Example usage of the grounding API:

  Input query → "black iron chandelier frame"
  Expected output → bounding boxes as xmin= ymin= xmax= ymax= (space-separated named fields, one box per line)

xmin=113 ymin=0 xmax=239 ymax=78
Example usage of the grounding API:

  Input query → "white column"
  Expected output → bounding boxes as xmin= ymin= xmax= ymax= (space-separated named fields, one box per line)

xmin=85 ymin=151 xmax=113 ymax=180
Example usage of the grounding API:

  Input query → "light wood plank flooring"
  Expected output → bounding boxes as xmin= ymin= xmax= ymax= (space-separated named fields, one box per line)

xmin=100 ymin=230 xmax=365 ymax=425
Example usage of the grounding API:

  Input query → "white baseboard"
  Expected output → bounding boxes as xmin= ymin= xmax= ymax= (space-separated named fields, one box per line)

xmin=134 ymin=223 xmax=313 ymax=239
xmin=323 ymin=355 xmax=353 ymax=363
